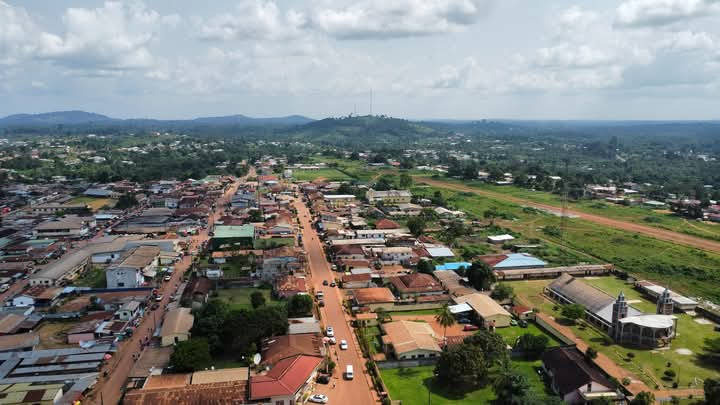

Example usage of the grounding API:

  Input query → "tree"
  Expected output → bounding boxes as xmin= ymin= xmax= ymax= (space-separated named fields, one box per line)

xmin=416 ymin=259 xmax=434 ymax=274
xmin=406 ymin=216 xmax=426 ymax=237
xmin=169 ymin=338 xmax=212 ymax=372
xmin=491 ymin=283 xmax=514 ymax=301
xmin=398 ymin=173 xmax=413 ymax=189
xmin=441 ymin=220 xmax=466 ymax=247
xmin=492 ymin=359 xmax=530 ymax=405
xmin=251 ymin=291 xmax=266 ymax=309
xmin=467 ymin=261 xmax=496 ymax=291
xmin=435 ymin=344 xmax=487 ymax=390
xmin=629 ymin=391 xmax=655 ymax=405
xmin=192 ymin=300 xmax=229 ymax=354
xmin=463 ymin=330 xmax=508 ymax=364
xmin=702 ymin=337 xmax=720 ymax=364
xmin=115 ymin=194 xmax=139 ymax=210
xmin=288 ymin=294 xmax=314 ymax=317
xmin=561 ymin=303 xmax=585 ymax=324
xmin=515 ymin=333 xmax=549 ymax=358
xmin=705 ymin=378 xmax=720 ymax=405
xmin=435 ymin=303 xmax=456 ymax=341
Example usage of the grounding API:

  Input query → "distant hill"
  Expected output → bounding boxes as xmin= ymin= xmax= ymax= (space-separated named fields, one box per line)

xmin=284 ymin=115 xmax=442 ymax=146
xmin=0 ymin=111 xmax=313 ymax=129
xmin=0 ymin=111 xmax=113 ymax=126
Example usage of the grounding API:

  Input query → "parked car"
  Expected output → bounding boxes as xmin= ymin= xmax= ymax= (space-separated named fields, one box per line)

xmin=154 ymin=294 xmax=163 ymax=302
xmin=309 ymin=394 xmax=328 ymax=404
xmin=330 ymin=282 xmax=336 ymax=287
xmin=339 ymin=340 xmax=348 ymax=350
xmin=318 ymin=299 xmax=325 ymax=307
xmin=163 ymin=275 xmax=172 ymax=282
xmin=322 ymin=280 xmax=329 ymax=286
xmin=326 ymin=326 xmax=334 ymax=337
xmin=458 ymin=318 xmax=472 ymax=324
xmin=518 ymin=320 xmax=528 ymax=328
xmin=0 ymin=284 xmax=9 ymax=293
xmin=463 ymin=325 xmax=480 ymax=331
xmin=316 ymin=374 xmax=330 ymax=384
xmin=510 ymin=319 xmax=518 ymax=326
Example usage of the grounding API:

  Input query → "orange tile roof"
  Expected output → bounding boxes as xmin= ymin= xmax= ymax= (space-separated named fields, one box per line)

xmin=250 ymin=355 xmax=321 ymax=400
xmin=353 ymin=287 xmax=396 ymax=305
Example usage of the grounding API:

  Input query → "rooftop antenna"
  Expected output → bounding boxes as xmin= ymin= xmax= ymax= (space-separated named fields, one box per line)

xmin=370 ymin=88 xmax=373 ymax=116
xmin=560 ymin=158 xmax=569 ymax=241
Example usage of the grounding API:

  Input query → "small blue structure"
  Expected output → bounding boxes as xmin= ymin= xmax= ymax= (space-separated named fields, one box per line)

xmin=435 ymin=262 xmax=472 ymax=271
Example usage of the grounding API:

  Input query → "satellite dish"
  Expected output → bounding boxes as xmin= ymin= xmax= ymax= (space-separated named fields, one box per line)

xmin=252 ymin=353 xmax=261 ymax=365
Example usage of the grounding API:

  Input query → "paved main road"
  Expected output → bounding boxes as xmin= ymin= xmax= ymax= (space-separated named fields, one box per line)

xmin=293 ymin=198 xmax=377 ymax=405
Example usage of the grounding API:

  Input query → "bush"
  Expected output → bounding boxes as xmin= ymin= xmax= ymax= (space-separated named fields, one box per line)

xmin=627 ymin=352 xmax=635 ymax=359
xmin=586 ymin=347 xmax=598 ymax=360
xmin=664 ymin=369 xmax=676 ymax=378
xmin=622 ymin=377 xmax=631 ymax=386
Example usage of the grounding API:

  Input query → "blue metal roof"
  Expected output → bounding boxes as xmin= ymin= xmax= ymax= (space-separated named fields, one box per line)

xmin=435 ymin=262 xmax=472 ymax=271
xmin=493 ymin=253 xmax=547 ymax=269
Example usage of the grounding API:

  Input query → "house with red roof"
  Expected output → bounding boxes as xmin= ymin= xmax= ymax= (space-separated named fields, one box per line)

xmin=249 ymin=354 xmax=322 ymax=405
xmin=375 ymin=218 xmax=401 ymax=230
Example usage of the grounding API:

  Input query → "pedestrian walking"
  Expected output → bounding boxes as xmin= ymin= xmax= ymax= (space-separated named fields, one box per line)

xmin=332 ymin=382 xmax=336 ymax=389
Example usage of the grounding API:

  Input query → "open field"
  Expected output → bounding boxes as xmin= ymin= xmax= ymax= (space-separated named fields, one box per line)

xmin=415 ymin=185 xmax=720 ymax=301
xmin=69 ymin=196 xmax=115 ymax=211
xmin=293 ymin=168 xmax=353 ymax=181
xmin=381 ymin=359 xmax=547 ymax=404
xmin=310 ymin=158 xmax=379 ymax=181
xmin=214 ymin=287 xmax=276 ymax=311
xmin=36 ymin=322 xmax=75 ymax=349
xmin=495 ymin=322 xmax=564 ymax=347
xmin=507 ymin=277 xmax=720 ymax=389
xmin=417 ymin=177 xmax=720 ymax=250
xmin=73 ymin=266 xmax=107 ymax=288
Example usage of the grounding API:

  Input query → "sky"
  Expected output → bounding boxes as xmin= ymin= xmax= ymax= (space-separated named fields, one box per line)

xmin=1 ymin=0 xmax=720 ymax=120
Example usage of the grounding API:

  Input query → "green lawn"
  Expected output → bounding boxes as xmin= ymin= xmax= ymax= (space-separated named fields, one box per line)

xmin=69 ymin=196 xmax=115 ymax=211
xmin=293 ymin=168 xmax=353 ymax=181
xmin=389 ymin=309 xmax=443 ymax=317
xmin=73 ymin=267 xmax=106 ymax=288
xmin=381 ymin=359 xmax=547 ymax=404
xmin=214 ymin=288 xmax=276 ymax=311
xmin=415 ymin=185 xmax=720 ymax=301
xmin=494 ymin=322 xmax=564 ymax=347
xmin=508 ymin=277 xmax=720 ymax=389
xmin=420 ymin=177 xmax=720 ymax=242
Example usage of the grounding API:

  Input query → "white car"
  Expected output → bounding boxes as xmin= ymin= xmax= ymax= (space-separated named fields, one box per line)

xmin=325 ymin=326 xmax=334 ymax=337
xmin=309 ymin=394 xmax=328 ymax=404
xmin=339 ymin=340 xmax=348 ymax=350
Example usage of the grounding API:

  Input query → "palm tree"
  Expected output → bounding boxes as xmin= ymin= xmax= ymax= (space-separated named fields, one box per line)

xmin=435 ymin=303 xmax=456 ymax=343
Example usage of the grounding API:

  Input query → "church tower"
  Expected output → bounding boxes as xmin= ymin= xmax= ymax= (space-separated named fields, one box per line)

xmin=657 ymin=287 xmax=674 ymax=315
xmin=611 ymin=291 xmax=628 ymax=340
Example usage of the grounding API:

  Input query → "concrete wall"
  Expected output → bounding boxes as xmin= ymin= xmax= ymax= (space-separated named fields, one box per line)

xmin=377 ymin=357 xmax=439 ymax=369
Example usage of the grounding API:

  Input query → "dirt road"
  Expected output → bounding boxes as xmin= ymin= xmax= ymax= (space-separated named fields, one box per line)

xmin=293 ymin=198 xmax=377 ymax=405
xmin=418 ymin=177 xmax=720 ymax=254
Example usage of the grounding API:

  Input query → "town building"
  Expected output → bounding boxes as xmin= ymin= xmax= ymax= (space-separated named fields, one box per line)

xmin=160 ymin=308 xmax=194 ymax=347
xmin=366 ymin=189 xmax=412 ymax=206
xmin=353 ymin=287 xmax=397 ymax=311
xmin=106 ymin=246 xmax=160 ymax=288
xmin=381 ymin=320 xmax=442 ymax=360
xmin=390 ymin=273 xmax=445 ymax=298
xmin=452 ymin=293 xmax=512 ymax=328
xmin=249 ymin=355 xmax=322 ymax=405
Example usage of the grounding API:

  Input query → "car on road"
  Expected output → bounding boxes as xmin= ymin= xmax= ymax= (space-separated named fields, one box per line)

xmin=330 ymin=282 xmax=336 ymax=287
xmin=339 ymin=340 xmax=348 ymax=350
xmin=309 ymin=394 xmax=328 ymax=404
xmin=0 ymin=284 xmax=9 ymax=293
xmin=154 ymin=294 xmax=163 ymax=302
xmin=463 ymin=325 xmax=479 ymax=331
xmin=163 ymin=275 xmax=172 ymax=282
xmin=345 ymin=365 xmax=354 ymax=380
xmin=316 ymin=374 xmax=330 ymax=384
xmin=322 ymin=280 xmax=329 ymax=286
xmin=325 ymin=326 xmax=334 ymax=337
xmin=318 ymin=299 xmax=325 ymax=307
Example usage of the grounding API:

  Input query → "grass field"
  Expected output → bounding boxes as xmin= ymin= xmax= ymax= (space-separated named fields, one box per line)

xmin=495 ymin=322 xmax=564 ymax=347
xmin=214 ymin=288 xmax=276 ymax=311
xmin=310 ymin=158 xmax=379 ymax=181
xmin=381 ymin=359 xmax=547 ymax=404
xmin=420 ymin=177 xmax=720 ymax=242
xmin=507 ymin=277 xmax=720 ymax=389
xmin=293 ymin=168 xmax=353 ymax=181
xmin=69 ymin=196 xmax=115 ymax=211
xmin=415 ymin=185 xmax=720 ymax=301
xmin=73 ymin=267 xmax=107 ymax=288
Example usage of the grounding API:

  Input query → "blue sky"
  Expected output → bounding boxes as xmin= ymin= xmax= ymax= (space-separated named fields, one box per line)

xmin=1 ymin=0 xmax=719 ymax=120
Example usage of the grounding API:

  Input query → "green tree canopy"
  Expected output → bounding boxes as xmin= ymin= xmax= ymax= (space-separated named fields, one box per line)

xmin=435 ymin=344 xmax=487 ymax=391
xmin=250 ymin=291 xmax=266 ymax=309
xmin=629 ymin=391 xmax=655 ymax=405
xmin=561 ymin=303 xmax=586 ymax=324
xmin=463 ymin=330 xmax=508 ymax=364
xmin=288 ymin=294 xmax=314 ymax=317
xmin=169 ymin=338 xmax=212 ymax=373
xmin=491 ymin=283 xmax=514 ymax=301
xmin=406 ymin=216 xmax=426 ymax=237
xmin=467 ymin=261 xmax=496 ymax=291
xmin=515 ymin=333 xmax=549 ymax=359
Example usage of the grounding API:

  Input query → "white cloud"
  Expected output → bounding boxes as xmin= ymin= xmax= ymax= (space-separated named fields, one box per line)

xmin=197 ymin=1 xmax=307 ymax=41
xmin=34 ymin=1 xmax=174 ymax=71
xmin=311 ymin=0 xmax=493 ymax=39
xmin=535 ymin=44 xmax=616 ymax=68
xmin=0 ymin=1 xmax=36 ymax=65
xmin=656 ymin=30 xmax=715 ymax=51
xmin=615 ymin=0 xmax=720 ymax=27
